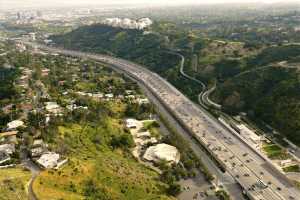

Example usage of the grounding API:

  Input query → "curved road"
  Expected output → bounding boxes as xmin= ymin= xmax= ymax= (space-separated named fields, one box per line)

xmin=28 ymin=172 xmax=39 ymax=200
xmin=20 ymin=146 xmax=40 ymax=200
xmin=201 ymin=82 xmax=221 ymax=110
xmin=168 ymin=51 xmax=221 ymax=110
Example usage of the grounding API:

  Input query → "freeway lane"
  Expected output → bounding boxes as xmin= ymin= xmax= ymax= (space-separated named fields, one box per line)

xmin=166 ymin=51 xmax=300 ymax=198
xmin=172 ymin=51 xmax=299 ymax=188
xmin=28 ymin=43 xmax=300 ymax=200
xmin=113 ymin=66 xmax=246 ymax=200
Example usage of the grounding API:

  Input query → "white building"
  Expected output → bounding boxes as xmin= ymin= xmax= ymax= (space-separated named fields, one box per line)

xmin=45 ymin=115 xmax=51 ymax=125
xmin=0 ymin=144 xmax=15 ymax=155
xmin=37 ymin=152 xmax=60 ymax=169
xmin=125 ymin=95 xmax=135 ymax=100
xmin=31 ymin=147 xmax=45 ymax=157
xmin=7 ymin=120 xmax=24 ymax=130
xmin=105 ymin=93 xmax=114 ymax=99
xmin=93 ymin=93 xmax=104 ymax=98
xmin=125 ymin=90 xmax=134 ymax=95
xmin=137 ymin=18 xmax=153 ymax=29
xmin=143 ymin=143 xmax=180 ymax=164
xmin=102 ymin=17 xmax=153 ymax=30
xmin=41 ymin=68 xmax=50 ymax=76
xmin=76 ymin=91 xmax=87 ymax=96
xmin=125 ymin=119 xmax=138 ymax=129
xmin=45 ymin=102 xmax=61 ymax=114
xmin=137 ymin=98 xmax=149 ymax=105
xmin=66 ymin=104 xmax=88 ymax=111
xmin=33 ymin=139 xmax=44 ymax=147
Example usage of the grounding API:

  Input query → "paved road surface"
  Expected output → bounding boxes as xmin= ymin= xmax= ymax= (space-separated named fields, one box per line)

xmin=112 ymin=65 xmax=243 ymax=199
xmin=20 ymin=145 xmax=41 ymax=200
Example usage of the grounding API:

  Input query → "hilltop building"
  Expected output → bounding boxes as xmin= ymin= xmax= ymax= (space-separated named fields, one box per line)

xmin=102 ymin=18 xmax=153 ymax=30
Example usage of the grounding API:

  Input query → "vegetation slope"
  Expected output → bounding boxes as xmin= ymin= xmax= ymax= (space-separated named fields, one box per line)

xmin=51 ymin=24 xmax=300 ymax=145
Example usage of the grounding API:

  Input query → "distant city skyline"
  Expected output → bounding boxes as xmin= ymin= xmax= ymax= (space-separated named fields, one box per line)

xmin=1 ymin=0 xmax=300 ymax=10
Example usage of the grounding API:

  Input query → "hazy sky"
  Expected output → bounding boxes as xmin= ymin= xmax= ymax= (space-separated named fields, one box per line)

xmin=1 ymin=0 xmax=299 ymax=10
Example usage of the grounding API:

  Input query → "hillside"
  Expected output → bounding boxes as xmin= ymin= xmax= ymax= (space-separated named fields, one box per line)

xmin=51 ymin=24 xmax=300 ymax=145
xmin=212 ymin=45 xmax=300 ymax=145
xmin=51 ymin=24 xmax=179 ymax=74
xmin=51 ymin=24 xmax=205 ymax=101
xmin=0 ymin=43 xmax=177 ymax=200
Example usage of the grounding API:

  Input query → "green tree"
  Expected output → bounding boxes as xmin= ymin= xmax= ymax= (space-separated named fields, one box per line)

xmin=167 ymin=183 xmax=181 ymax=196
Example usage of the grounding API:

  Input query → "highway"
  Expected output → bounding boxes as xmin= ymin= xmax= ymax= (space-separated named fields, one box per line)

xmin=124 ymin=67 xmax=245 ymax=200
xmin=28 ymin=43 xmax=300 ymax=200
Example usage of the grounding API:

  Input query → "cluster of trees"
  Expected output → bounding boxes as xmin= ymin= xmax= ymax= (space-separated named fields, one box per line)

xmin=161 ymin=132 xmax=213 ymax=182
xmin=247 ymin=45 xmax=300 ymax=67
xmin=216 ymin=190 xmax=231 ymax=200
xmin=51 ymin=24 xmax=180 ymax=75
xmin=0 ymin=47 xmax=27 ymax=130
xmin=210 ymin=25 xmax=300 ymax=45
xmin=155 ymin=113 xmax=213 ymax=197
xmin=184 ymin=9 xmax=300 ymax=45
xmin=110 ymin=134 xmax=134 ymax=150
xmin=0 ymin=49 xmax=25 ymax=103
xmin=0 ymin=66 xmax=18 ymax=100
xmin=125 ymin=103 xmax=154 ymax=120
xmin=51 ymin=22 xmax=209 ymax=103
xmin=214 ymin=45 xmax=300 ymax=145
xmin=198 ymin=44 xmax=300 ymax=83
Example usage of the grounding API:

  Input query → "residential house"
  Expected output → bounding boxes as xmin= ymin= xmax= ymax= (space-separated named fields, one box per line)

xmin=7 ymin=120 xmax=24 ymax=131
xmin=37 ymin=152 xmax=60 ymax=169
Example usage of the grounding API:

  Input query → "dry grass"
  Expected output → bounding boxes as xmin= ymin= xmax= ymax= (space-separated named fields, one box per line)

xmin=0 ymin=166 xmax=32 ymax=200
xmin=33 ymin=123 xmax=175 ymax=200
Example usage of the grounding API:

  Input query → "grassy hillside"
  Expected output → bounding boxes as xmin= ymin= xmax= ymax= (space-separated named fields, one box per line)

xmin=0 ymin=167 xmax=31 ymax=200
xmin=246 ymin=45 xmax=300 ymax=67
xmin=33 ymin=122 xmax=173 ymax=200
xmin=0 ymin=49 xmax=174 ymax=200
xmin=22 ymin=52 xmax=176 ymax=200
